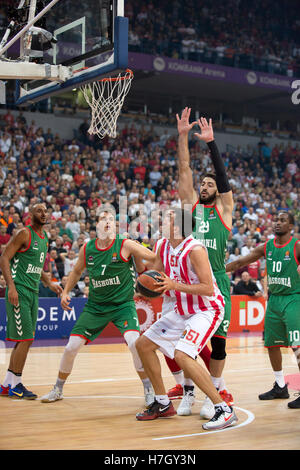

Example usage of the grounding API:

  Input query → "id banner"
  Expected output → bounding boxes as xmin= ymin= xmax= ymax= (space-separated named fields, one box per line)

xmin=0 ymin=295 xmax=266 ymax=341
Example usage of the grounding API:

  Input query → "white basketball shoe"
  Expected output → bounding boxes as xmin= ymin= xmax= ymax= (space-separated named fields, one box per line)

xmin=41 ymin=386 xmax=63 ymax=403
xmin=202 ymin=405 xmax=238 ymax=430
xmin=200 ymin=395 xmax=215 ymax=419
xmin=177 ymin=391 xmax=195 ymax=416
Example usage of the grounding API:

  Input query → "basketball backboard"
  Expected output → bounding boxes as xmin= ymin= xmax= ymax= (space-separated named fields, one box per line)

xmin=0 ymin=0 xmax=128 ymax=105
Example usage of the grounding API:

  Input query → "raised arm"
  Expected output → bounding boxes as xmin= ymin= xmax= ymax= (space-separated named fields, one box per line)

xmin=195 ymin=117 xmax=233 ymax=228
xmin=226 ymin=243 xmax=265 ymax=273
xmin=176 ymin=107 xmax=198 ymax=206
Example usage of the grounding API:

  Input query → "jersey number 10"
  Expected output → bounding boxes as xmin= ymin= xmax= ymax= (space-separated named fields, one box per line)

xmin=272 ymin=261 xmax=282 ymax=273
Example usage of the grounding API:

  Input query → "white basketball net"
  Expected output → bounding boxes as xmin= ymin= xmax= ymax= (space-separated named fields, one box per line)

xmin=80 ymin=69 xmax=133 ymax=139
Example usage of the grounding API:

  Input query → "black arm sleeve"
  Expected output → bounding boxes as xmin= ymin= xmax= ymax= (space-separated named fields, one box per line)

xmin=207 ymin=140 xmax=231 ymax=194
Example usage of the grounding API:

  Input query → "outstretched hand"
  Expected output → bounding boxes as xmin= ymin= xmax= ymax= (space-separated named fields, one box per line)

xmin=176 ymin=107 xmax=198 ymax=135
xmin=194 ymin=117 xmax=214 ymax=143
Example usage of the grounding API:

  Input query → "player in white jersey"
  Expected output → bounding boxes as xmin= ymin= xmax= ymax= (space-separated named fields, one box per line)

xmin=138 ymin=238 xmax=212 ymax=404
xmin=135 ymin=208 xmax=238 ymax=430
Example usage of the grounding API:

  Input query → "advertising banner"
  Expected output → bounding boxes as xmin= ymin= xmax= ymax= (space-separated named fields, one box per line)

xmin=128 ymin=52 xmax=294 ymax=91
xmin=0 ymin=295 xmax=266 ymax=341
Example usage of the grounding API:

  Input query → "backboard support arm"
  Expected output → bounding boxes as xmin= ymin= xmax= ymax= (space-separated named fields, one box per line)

xmin=0 ymin=0 xmax=61 ymax=57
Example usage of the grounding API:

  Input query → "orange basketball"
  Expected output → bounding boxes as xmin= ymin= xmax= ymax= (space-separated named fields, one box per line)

xmin=136 ymin=270 xmax=164 ymax=298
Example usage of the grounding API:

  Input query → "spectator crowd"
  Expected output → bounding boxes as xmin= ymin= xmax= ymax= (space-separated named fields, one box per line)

xmin=126 ymin=0 xmax=300 ymax=77
xmin=1 ymin=0 xmax=299 ymax=78
xmin=0 ymin=107 xmax=299 ymax=297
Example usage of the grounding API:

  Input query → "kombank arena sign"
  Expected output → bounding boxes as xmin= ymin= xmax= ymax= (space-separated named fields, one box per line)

xmin=128 ymin=52 xmax=295 ymax=91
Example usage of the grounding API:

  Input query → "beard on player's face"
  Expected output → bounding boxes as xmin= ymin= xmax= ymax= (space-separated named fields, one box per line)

xmin=32 ymin=213 xmax=47 ymax=226
xmin=199 ymin=190 xmax=217 ymax=205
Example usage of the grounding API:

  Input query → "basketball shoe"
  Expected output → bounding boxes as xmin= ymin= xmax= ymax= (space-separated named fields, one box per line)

xmin=219 ymin=389 xmax=234 ymax=406
xmin=136 ymin=400 xmax=176 ymax=420
xmin=167 ymin=384 xmax=183 ymax=400
xmin=0 ymin=385 xmax=9 ymax=396
xmin=177 ymin=391 xmax=195 ymax=416
xmin=199 ymin=396 xmax=215 ymax=419
xmin=288 ymin=392 xmax=300 ymax=409
xmin=259 ymin=382 xmax=289 ymax=400
xmin=9 ymin=383 xmax=37 ymax=400
xmin=202 ymin=405 xmax=238 ymax=431
xmin=200 ymin=389 xmax=234 ymax=419
xmin=40 ymin=386 xmax=63 ymax=403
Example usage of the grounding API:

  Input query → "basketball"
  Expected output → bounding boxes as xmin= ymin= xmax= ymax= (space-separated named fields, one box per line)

xmin=136 ymin=270 xmax=164 ymax=298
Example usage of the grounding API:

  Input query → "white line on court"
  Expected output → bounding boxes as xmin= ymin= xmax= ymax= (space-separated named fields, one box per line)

xmin=32 ymin=393 xmax=255 ymax=440
xmin=26 ymin=364 xmax=297 ymax=387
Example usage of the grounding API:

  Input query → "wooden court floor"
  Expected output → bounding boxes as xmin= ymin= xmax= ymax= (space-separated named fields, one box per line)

xmin=0 ymin=335 xmax=299 ymax=451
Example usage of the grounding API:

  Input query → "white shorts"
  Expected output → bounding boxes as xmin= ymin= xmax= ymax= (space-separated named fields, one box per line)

xmin=144 ymin=307 xmax=224 ymax=360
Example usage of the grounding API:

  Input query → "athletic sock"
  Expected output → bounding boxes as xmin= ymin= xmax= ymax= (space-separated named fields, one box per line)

xmin=184 ymin=377 xmax=194 ymax=387
xmin=274 ymin=370 xmax=285 ymax=388
xmin=2 ymin=369 xmax=13 ymax=387
xmin=211 ymin=376 xmax=221 ymax=389
xmin=55 ymin=377 xmax=66 ymax=393
xmin=214 ymin=401 xmax=231 ymax=413
xmin=184 ymin=385 xmax=195 ymax=395
xmin=11 ymin=372 xmax=22 ymax=388
xmin=155 ymin=395 xmax=169 ymax=406
xmin=218 ymin=376 xmax=226 ymax=391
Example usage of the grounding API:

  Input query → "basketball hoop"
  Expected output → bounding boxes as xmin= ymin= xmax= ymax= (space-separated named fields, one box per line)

xmin=80 ymin=68 xmax=133 ymax=139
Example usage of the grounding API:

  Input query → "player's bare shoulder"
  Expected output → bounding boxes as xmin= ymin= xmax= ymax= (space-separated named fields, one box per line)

xmin=4 ymin=226 xmax=31 ymax=254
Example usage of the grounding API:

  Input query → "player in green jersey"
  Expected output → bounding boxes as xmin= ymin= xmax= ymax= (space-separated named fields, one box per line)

xmin=226 ymin=211 xmax=300 ymax=409
xmin=169 ymin=107 xmax=234 ymax=418
xmin=41 ymin=209 xmax=157 ymax=406
xmin=0 ymin=203 xmax=62 ymax=399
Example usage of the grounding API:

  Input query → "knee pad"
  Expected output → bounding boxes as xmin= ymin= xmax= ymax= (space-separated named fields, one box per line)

xmin=124 ymin=330 xmax=144 ymax=372
xmin=64 ymin=335 xmax=85 ymax=356
xmin=210 ymin=336 xmax=227 ymax=361
xmin=60 ymin=335 xmax=85 ymax=374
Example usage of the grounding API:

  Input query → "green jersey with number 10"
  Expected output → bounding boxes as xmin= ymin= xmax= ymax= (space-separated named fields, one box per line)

xmin=265 ymin=237 xmax=300 ymax=296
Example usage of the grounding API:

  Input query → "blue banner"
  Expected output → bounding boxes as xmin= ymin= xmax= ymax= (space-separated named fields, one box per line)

xmin=0 ymin=297 xmax=88 ymax=340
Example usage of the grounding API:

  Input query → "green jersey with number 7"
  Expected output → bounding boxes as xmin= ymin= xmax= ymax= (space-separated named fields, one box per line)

xmin=84 ymin=235 xmax=136 ymax=311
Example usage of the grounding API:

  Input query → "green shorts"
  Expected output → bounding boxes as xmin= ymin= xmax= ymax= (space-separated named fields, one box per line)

xmin=264 ymin=294 xmax=300 ymax=348
xmin=70 ymin=300 xmax=140 ymax=343
xmin=213 ymin=272 xmax=231 ymax=338
xmin=5 ymin=285 xmax=39 ymax=341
